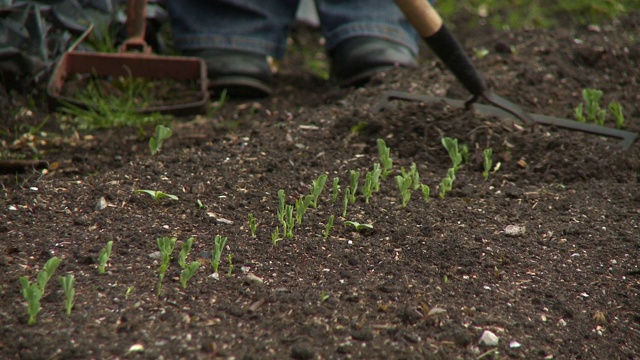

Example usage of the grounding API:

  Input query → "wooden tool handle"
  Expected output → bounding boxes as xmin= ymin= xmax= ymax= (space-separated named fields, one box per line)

xmin=395 ymin=0 xmax=443 ymax=37
xmin=395 ymin=0 xmax=487 ymax=96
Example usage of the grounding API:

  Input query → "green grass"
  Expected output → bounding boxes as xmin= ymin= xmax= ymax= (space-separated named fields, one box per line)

xmin=436 ymin=0 xmax=635 ymax=30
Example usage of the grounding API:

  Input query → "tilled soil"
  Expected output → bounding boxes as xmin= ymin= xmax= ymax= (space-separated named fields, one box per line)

xmin=1 ymin=12 xmax=639 ymax=360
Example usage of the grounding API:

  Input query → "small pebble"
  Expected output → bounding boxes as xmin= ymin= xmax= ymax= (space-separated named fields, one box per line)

xmin=479 ymin=330 xmax=499 ymax=346
xmin=244 ymin=273 xmax=264 ymax=285
xmin=504 ymin=224 xmax=526 ymax=237
xmin=95 ymin=197 xmax=108 ymax=210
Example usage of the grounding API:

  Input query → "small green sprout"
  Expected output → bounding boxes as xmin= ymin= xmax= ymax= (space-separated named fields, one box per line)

xmin=608 ymin=101 xmax=624 ymax=128
xmin=179 ymin=261 xmax=200 ymax=289
xmin=583 ymin=88 xmax=605 ymax=125
xmin=377 ymin=138 xmax=393 ymax=180
xmin=295 ymin=196 xmax=313 ymax=225
xmin=439 ymin=176 xmax=454 ymax=199
xmin=227 ymin=253 xmax=234 ymax=277
xmin=323 ymin=215 xmax=335 ymax=239
xmin=361 ymin=171 xmax=374 ymax=204
xmin=473 ymin=47 xmax=490 ymax=58
xmin=442 ymin=137 xmax=463 ymax=172
xmin=158 ymin=237 xmax=177 ymax=267
xmin=248 ymin=213 xmax=257 ymax=237
xmin=125 ymin=286 xmax=134 ymax=299
xmin=271 ymin=226 xmax=282 ymax=247
xmin=60 ymin=274 xmax=75 ymax=316
xmin=342 ymin=188 xmax=351 ymax=218
xmin=283 ymin=204 xmax=295 ymax=238
xmin=149 ymin=124 xmax=172 ymax=155
xmin=483 ymin=148 xmax=493 ymax=181
xmin=344 ymin=221 xmax=374 ymax=232
xmin=98 ymin=240 xmax=113 ymax=274
xmin=19 ymin=278 xmax=42 ymax=325
xmin=309 ymin=173 xmax=328 ymax=209
xmin=277 ymin=189 xmax=286 ymax=223
xmin=211 ymin=235 xmax=227 ymax=274
xmin=197 ymin=199 xmax=205 ymax=209
xmin=331 ymin=177 xmax=340 ymax=203
xmin=401 ymin=163 xmax=421 ymax=191
xmin=395 ymin=174 xmax=413 ymax=207
xmin=420 ymin=184 xmax=430 ymax=202
xmin=371 ymin=163 xmax=382 ymax=192
xmin=349 ymin=170 xmax=359 ymax=204
xmin=157 ymin=237 xmax=177 ymax=296
xmin=321 ymin=291 xmax=330 ymax=302
xmin=460 ymin=144 xmax=470 ymax=163
xmin=574 ymin=103 xmax=585 ymax=122
xmin=135 ymin=189 xmax=178 ymax=202
xmin=178 ymin=237 xmax=194 ymax=269
xmin=19 ymin=257 xmax=61 ymax=325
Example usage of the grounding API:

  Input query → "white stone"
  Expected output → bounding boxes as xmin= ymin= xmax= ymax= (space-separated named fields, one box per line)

xmin=479 ymin=330 xmax=499 ymax=347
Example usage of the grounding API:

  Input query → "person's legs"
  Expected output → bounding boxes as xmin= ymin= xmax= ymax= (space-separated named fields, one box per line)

xmin=316 ymin=0 xmax=420 ymax=86
xmin=166 ymin=0 xmax=300 ymax=97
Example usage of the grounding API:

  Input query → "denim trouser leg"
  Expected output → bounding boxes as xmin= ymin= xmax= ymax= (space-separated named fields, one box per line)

xmin=166 ymin=0 xmax=419 ymax=58
xmin=166 ymin=0 xmax=300 ymax=58
xmin=315 ymin=0 xmax=419 ymax=55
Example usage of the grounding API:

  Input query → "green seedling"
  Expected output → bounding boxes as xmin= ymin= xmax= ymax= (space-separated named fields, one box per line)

xmin=179 ymin=261 xmax=200 ymax=289
xmin=135 ymin=189 xmax=179 ymax=202
xmin=377 ymin=138 xmax=393 ymax=180
xmin=349 ymin=170 xmax=359 ymax=204
xmin=574 ymin=102 xmax=585 ymax=122
xmin=309 ymin=173 xmax=328 ymax=209
xmin=211 ymin=235 xmax=227 ymax=274
xmin=98 ymin=240 xmax=113 ymax=274
xmin=342 ymin=188 xmax=351 ymax=218
xmin=60 ymin=274 xmax=75 ymax=316
xmin=344 ymin=221 xmax=374 ymax=232
xmin=371 ymin=163 xmax=382 ymax=192
xmin=401 ymin=162 xmax=421 ymax=191
xmin=283 ymin=204 xmax=295 ymax=238
xmin=227 ymin=254 xmax=234 ymax=277
xmin=608 ymin=101 xmax=624 ymax=128
xmin=19 ymin=277 xmax=42 ymax=325
xmin=197 ymin=199 xmax=206 ymax=209
xmin=361 ymin=171 xmax=374 ymax=204
xmin=125 ymin=286 xmax=134 ymax=299
xmin=439 ymin=176 xmax=454 ymax=199
xmin=483 ymin=148 xmax=493 ymax=181
xmin=158 ymin=237 xmax=177 ymax=266
xmin=271 ymin=226 xmax=282 ymax=247
xmin=18 ymin=257 xmax=61 ymax=325
xmin=157 ymin=236 xmax=177 ymax=296
xmin=248 ymin=213 xmax=257 ymax=237
xmin=420 ymin=184 xmax=430 ymax=203
xmin=321 ymin=291 xmax=330 ymax=302
xmin=149 ymin=124 xmax=172 ymax=155
xmin=323 ymin=215 xmax=335 ymax=239
xmin=38 ymin=257 xmax=62 ymax=293
xmin=178 ymin=237 xmax=194 ymax=269
xmin=442 ymin=137 xmax=463 ymax=171
xmin=331 ymin=177 xmax=340 ymax=203
xmin=277 ymin=189 xmax=286 ymax=223
xmin=395 ymin=174 xmax=413 ymax=207
xmin=582 ymin=88 xmax=606 ymax=125
xmin=295 ymin=196 xmax=313 ymax=225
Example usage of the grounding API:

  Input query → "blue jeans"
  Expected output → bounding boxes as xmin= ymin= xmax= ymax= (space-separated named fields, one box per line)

xmin=166 ymin=0 xmax=419 ymax=59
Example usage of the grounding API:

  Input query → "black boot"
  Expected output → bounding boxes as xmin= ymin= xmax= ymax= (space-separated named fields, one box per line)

xmin=186 ymin=49 xmax=273 ymax=98
xmin=330 ymin=37 xmax=417 ymax=87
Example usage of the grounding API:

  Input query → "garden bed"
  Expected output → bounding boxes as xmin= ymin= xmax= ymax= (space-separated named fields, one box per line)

xmin=1 ymin=11 xmax=639 ymax=360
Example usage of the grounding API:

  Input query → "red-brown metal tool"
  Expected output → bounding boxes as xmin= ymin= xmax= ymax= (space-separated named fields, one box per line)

xmin=47 ymin=0 xmax=208 ymax=116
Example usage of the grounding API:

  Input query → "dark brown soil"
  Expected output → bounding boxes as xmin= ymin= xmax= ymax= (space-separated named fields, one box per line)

xmin=1 ymin=12 xmax=640 ymax=360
